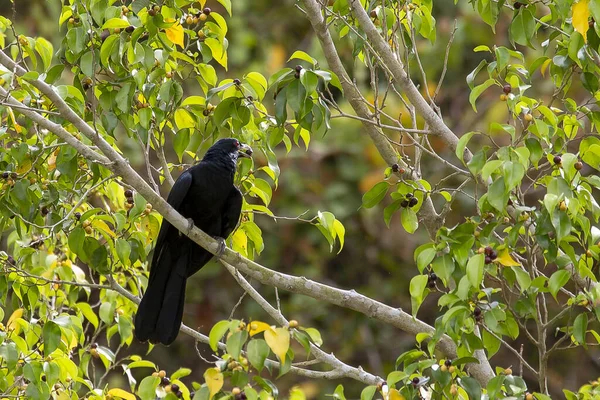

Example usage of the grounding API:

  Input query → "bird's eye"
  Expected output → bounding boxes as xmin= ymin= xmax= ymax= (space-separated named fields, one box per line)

xmin=233 ymin=140 xmax=240 ymax=148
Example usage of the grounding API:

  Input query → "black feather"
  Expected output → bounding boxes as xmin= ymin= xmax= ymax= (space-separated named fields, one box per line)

xmin=134 ymin=138 xmax=247 ymax=345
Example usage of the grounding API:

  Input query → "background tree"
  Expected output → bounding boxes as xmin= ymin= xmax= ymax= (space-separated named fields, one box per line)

xmin=1 ymin=0 xmax=600 ymax=399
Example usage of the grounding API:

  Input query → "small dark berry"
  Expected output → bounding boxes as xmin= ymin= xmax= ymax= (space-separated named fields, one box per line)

xmin=41 ymin=206 xmax=49 ymax=216
xmin=485 ymin=256 xmax=492 ymax=264
xmin=100 ymin=30 xmax=110 ymax=41
xmin=2 ymin=172 xmax=9 ymax=179
xmin=474 ymin=307 xmax=482 ymax=317
xmin=247 ymin=95 xmax=253 ymax=101
xmin=203 ymin=7 xmax=211 ymax=15
xmin=161 ymin=377 xmax=170 ymax=386
xmin=406 ymin=192 xmax=414 ymax=199
xmin=412 ymin=377 xmax=419 ymax=385
xmin=245 ymin=148 xmax=253 ymax=157
xmin=90 ymin=343 xmax=98 ymax=349
xmin=400 ymin=200 xmax=409 ymax=208
xmin=295 ymin=65 xmax=303 ymax=72
xmin=148 ymin=8 xmax=157 ymax=16
xmin=82 ymin=82 xmax=91 ymax=91
xmin=428 ymin=272 xmax=437 ymax=281
xmin=10 ymin=172 xmax=17 ymax=179
xmin=445 ymin=359 xmax=452 ymax=367
xmin=408 ymin=197 xmax=418 ymax=207
xmin=503 ymin=84 xmax=511 ymax=94
xmin=484 ymin=246 xmax=493 ymax=256
xmin=233 ymin=78 xmax=241 ymax=85
xmin=514 ymin=2 xmax=523 ymax=9
xmin=127 ymin=198 xmax=135 ymax=205
xmin=294 ymin=71 xmax=300 ymax=79
xmin=391 ymin=163 xmax=399 ymax=172
xmin=553 ymin=155 xmax=562 ymax=165
xmin=490 ymin=251 xmax=498 ymax=260
xmin=171 ymin=384 xmax=180 ymax=393
xmin=74 ymin=212 xmax=81 ymax=220
xmin=203 ymin=109 xmax=210 ymax=116
xmin=126 ymin=25 xmax=135 ymax=33
xmin=124 ymin=189 xmax=133 ymax=198
xmin=370 ymin=10 xmax=377 ymax=18
xmin=427 ymin=280 xmax=436 ymax=289
xmin=575 ymin=161 xmax=583 ymax=170
xmin=7 ymin=255 xmax=15 ymax=264
xmin=41 ymin=375 xmax=46 ymax=381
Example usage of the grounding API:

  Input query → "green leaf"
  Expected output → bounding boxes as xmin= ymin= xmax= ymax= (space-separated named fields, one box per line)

xmin=173 ymin=129 xmax=190 ymax=162
xmin=362 ymin=182 xmax=389 ymax=208
xmin=488 ymin=177 xmax=507 ymax=211
xmin=288 ymin=50 xmax=317 ymax=66
xmin=387 ymin=371 xmax=408 ymax=387
xmin=34 ymin=37 xmax=53 ymax=70
xmin=137 ymin=376 xmax=160 ymax=400
xmin=548 ymin=269 xmax=571 ymax=300
xmin=247 ymin=339 xmax=270 ymax=372
xmin=573 ymin=313 xmax=588 ymax=346
xmin=303 ymin=327 xmax=323 ymax=346
xmin=459 ymin=376 xmax=482 ymax=400
xmin=333 ymin=384 xmax=346 ymax=400
xmin=43 ymin=321 xmax=61 ymax=357
xmin=226 ymin=329 xmax=247 ymax=359
xmin=116 ymin=238 xmax=131 ymax=266
xmin=432 ymin=254 xmax=455 ymax=283
xmin=171 ymin=368 xmax=192 ymax=380
xmin=216 ymin=0 xmax=232 ymax=16
xmin=456 ymin=131 xmax=476 ymax=164
xmin=410 ymin=274 xmax=429 ymax=315
xmin=400 ymin=207 xmax=418 ymax=234
xmin=467 ymin=254 xmax=485 ymax=288
xmin=384 ymin=199 xmax=402 ymax=227
xmin=360 ymin=386 xmax=377 ymax=400
xmin=102 ymin=18 xmax=131 ymax=29
xmin=76 ymin=302 xmax=99 ymax=329
xmin=205 ymin=38 xmax=228 ymax=69
xmin=208 ymin=320 xmax=230 ymax=351
xmin=469 ymin=79 xmax=495 ymax=112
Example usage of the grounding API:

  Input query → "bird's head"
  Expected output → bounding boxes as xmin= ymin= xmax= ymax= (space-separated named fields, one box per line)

xmin=202 ymin=138 xmax=253 ymax=168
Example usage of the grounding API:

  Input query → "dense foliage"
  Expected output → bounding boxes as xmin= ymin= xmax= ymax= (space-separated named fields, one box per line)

xmin=2 ymin=0 xmax=600 ymax=399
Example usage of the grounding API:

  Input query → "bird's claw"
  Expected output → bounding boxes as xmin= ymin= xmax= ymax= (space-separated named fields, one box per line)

xmin=213 ymin=236 xmax=227 ymax=257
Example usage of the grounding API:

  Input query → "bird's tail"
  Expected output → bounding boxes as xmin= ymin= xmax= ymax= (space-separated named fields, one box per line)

xmin=134 ymin=245 xmax=188 ymax=345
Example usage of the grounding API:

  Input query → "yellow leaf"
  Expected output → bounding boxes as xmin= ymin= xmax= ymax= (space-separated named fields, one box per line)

xmin=107 ymin=388 xmax=136 ymax=400
xmin=48 ymin=152 xmax=57 ymax=172
xmin=17 ymin=158 xmax=32 ymax=175
xmin=174 ymin=108 xmax=195 ymax=129
xmin=232 ymin=229 xmax=247 ymax=256
xmin=166 ymin=22 xmax=184 ymax=48
xmin=91 ymin=219 xmax=116 ymax=238
xmin=264 ymin=327 xmax=290 ymax=361
xmin=204 ymin=367 xmax=223 ymax=400
xmin=496 ymin=249 xmax=520 ymax=267
xmin=248 ymin=321 xmax=271 ymax=336
xmin=573 ymin=0 xmax=590 ymax=42
xmin=6 ymin=308 xmax=23 ymax=331
xmin=389 ymin=389 xmax=406 ymax=400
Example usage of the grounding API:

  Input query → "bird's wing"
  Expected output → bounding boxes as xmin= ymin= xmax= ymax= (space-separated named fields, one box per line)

xmin=150 ymin=171 xmax=193 ymax=279
xmin=220 ymin=186 xmax=243 ymax=239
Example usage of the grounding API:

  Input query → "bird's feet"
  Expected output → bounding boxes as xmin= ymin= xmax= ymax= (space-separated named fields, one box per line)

xmin=213 ymin=236 xmax=227 ymax=257
xmin=187 ymin=218 xmax=195 ymax=234
xmin=179 ymin=218 xmax=195 ymax=237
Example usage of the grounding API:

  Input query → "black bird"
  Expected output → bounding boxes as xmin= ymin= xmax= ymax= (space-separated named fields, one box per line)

xmin=134 ymin=138 xmax=252 ymax=345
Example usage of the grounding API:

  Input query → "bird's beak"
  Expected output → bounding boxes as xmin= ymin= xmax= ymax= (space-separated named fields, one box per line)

xmin=238 ymin=143 xmax=253 ymax=158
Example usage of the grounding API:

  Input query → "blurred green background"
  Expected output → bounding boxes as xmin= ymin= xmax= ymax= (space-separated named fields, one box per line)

xmin=3 ymin=0 xmax=599 ymax=397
